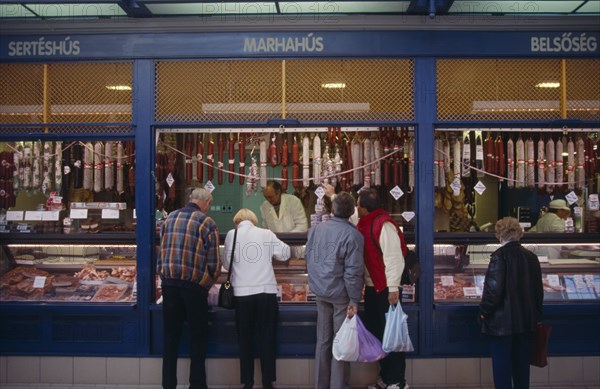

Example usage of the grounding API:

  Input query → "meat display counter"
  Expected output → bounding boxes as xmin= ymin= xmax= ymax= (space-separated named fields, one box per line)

xmin=0 ymin=235 xmax=137 ymax=304
xmin=433 ymin=234 xmax=600 ymax=303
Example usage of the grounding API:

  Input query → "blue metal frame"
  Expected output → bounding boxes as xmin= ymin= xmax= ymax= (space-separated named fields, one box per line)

xmin=1 ymin=28 xmax=599 ymax=358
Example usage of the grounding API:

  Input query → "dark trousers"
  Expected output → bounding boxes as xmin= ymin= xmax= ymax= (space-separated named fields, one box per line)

xmin=235 ymin=293 xmax=279 ymax=387
xmin=162 ymin=285 xmax=209 ymax=389
xmin=364 ymin=286 xmax=406 ymax=385
xmin=489 ymin=333 xmax=532 ymax=389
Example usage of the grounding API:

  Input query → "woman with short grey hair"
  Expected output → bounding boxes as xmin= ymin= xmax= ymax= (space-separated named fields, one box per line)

xmin=479 ymin=216 xmax=543 ymax=389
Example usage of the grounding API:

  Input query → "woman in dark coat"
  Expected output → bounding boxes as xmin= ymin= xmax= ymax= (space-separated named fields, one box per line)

xmin=479 ymin=217 xmax=544 ymax=389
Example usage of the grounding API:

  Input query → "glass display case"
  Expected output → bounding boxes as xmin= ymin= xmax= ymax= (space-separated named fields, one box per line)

xmin=0 ymin=241 xmax=136 ymax=303
xmin=433 ymin=237 xmax=600 ymax=303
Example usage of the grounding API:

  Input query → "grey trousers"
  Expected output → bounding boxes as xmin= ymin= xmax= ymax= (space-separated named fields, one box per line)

xmin=315 ymin=297 xmax=351 ymax=389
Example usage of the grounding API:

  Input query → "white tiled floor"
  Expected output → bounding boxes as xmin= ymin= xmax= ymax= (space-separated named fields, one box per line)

xmin=0 ymin=355 xmax=598 ymax=389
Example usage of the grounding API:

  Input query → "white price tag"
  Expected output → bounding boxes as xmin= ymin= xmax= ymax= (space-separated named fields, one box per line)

xmin=565 ymin=191 xmax=578 ymax=205
xmin=401 ymin=211 xmax=415 ymax=222
xmin=33 ymin=276 xmax=47 ymax=289
xmin=204 ymin=180 xmax=215 ymax=193
xmin=102 ymin=209 xmax=120 ymax=219
xmin=474 ymin=180 xmax=486 ymax=195
xmin=537 ymin=255 xmax=549 ymax=263
xmin=41 ymin=211 xmax=60 ymax=221
xmin=441 ymin=275 xmax=454 ymax=286
xmin=463 ymin=287 xmax=481 ymax=297
xmin=166 ymin=173 xmax=175 ymax=188
xmin=70 ymin=209 xmax=88 ymax=219
xmin=24 ymin=211 xmax=43 ymax=221
xmin=315 ymin=186 xmax=325 ymax=199
xmin=451 ymin=178 xmax=462 ymax=196
xmin=133 ymin=209 xmax=137 ymax=219
xmin=547 ymin=274 xmax=561 ymax=288
xmin=6 ymin=211 xmax=24 ymax=221
xmin=390 ymin=185 xmax=404 ymax=200
xmin=589 ymin=194 xmax=599 ymax=211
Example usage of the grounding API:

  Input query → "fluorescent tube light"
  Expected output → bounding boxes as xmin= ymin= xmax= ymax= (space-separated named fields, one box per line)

xmin=321 ymin=83 xmax=346 ymax=89
xmin=535 ymin=82 xmax=560 ymax=88
xmin=106 ymin=85 xmax=132 ymax=91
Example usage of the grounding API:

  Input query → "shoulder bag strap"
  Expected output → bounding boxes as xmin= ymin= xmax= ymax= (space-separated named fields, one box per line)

xmin=226 ymin=228 xmax=238 ymax=282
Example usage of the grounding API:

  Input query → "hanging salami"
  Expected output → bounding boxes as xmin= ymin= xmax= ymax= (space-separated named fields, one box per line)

xmin=462 ymin=133 xmax=471 ymax=178
xmin=537 ymin=137 xmax=545 ymax=190
xmin=197 ymin=134 xmax=204 ymax=184
xmin=292 ymin=136 xmax=301 ymax=191
xmin=313 ymin=134 xmax=321 ymax=186
xmin=496 ymin=134 xmax=505 ymax=182
xmin=185 ymin=134 xmax=193 ymax=186
xmin=217 ymin=134 xmax=225 ymax=185
xmin=555 ymin=138 xmax=564 ymax=192
xmin=83 ymin=142 xmax=93 ymax=191
xmin=206 ymin=135 xmax=214 ymax=181
xmin=576 ymin=136 xmax=585 ymax=190
xmin=238 ymin=134 xmax=245 ymax=185
xmin=302 ymin=134 xmax=310 ymax=188
xmin=13 ymin=145 xmax=21 ymax=194
xmin=506 ymin=137 xmax=515 ymax=188
xmin=228 ymin=134 xmax=235 ymax=183
xmin=32 ymin=141 xmax=41 ymax=193
xmin=259 ymin=138 xmax=267 ymax=189
xmin=116 ymin=142 xmax=124 ymax=194
xmin=269 ymin=135 xmax=279 ymax=168
xmin=526 ymin=137 xmax=535 ymax=189
xmin=363 ymin=137 xmax=371 ymax=188
xmin=54 ymin=142 xmax=62 ymax=193
xmin=104 ymin=141 xmax=114 ymax=190
xmin=41 ymin=142 xmax=52 ymax=196
xmin=567 ymin=138 xmax=575 ymax=190
xmin=475 ymin=133 xmax=484 ymax=178
xmin=545 ymin=137 xmax=555 ymax=193
xmin=94 ymin=142 xmax=104 ymax=193
xmin=515 ymin=136 xmax=525 ymax=188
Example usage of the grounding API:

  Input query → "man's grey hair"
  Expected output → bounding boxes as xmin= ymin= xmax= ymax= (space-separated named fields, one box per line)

xmin=332 ymin=192 xmax=356 ymax=219
xmin=189 ymin=187 xmax=212 ymax=202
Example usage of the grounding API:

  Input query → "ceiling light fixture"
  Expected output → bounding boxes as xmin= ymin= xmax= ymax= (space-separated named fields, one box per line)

xmin=535 ymin=82 xmax=560 ymax=88
xmin=321 ymin=83 xmax=346 ymax=89
xmin=106 ymin=85 xmax=132 ymax=91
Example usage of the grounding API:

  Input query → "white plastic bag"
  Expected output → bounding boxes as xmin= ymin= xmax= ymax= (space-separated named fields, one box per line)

xmin=382 ymin=304 xmax=414 ymax=353
xmin=332 ymin=315 xmax=359 ymax=361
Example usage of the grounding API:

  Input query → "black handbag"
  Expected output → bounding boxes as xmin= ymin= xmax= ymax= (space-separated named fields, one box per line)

xmin=218 ymin=228 xmax=237 ymax=309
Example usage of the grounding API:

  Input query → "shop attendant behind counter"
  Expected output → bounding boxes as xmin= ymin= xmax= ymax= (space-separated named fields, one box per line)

xmin=260 ymin=180 xmax=309 ymax=233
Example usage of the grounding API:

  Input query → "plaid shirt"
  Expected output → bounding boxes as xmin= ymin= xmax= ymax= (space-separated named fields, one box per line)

xmin=158 ymin=202 xmax=221 ymax=290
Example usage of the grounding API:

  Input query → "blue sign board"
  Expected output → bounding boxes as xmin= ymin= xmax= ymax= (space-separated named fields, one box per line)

xmin=1 ymin=30 xmax=598 ymax=61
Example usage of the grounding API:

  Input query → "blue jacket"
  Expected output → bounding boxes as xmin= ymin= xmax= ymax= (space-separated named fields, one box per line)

xmin=305 ymin=217 xmax=364 ymax=306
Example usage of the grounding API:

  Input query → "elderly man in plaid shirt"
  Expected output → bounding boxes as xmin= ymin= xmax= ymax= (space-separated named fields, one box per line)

xmin=158 ymin=187 xmax=221 ymax=389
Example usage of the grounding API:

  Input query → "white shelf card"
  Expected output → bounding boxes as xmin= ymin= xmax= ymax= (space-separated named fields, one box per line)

xmin=70 ymin=209 xmax=88 ymax=219
xmin=33 ymin=276 xmax=47 ymax=289
xmin=41 ymin=211 xmax=60 ymax=221
xmin=6 ymin=211 xmax=24 ymax=221
xmin=24 ymin=211 xmax=43 ymax=221
xmin=102 ymin=209 xmax=120 ymax=219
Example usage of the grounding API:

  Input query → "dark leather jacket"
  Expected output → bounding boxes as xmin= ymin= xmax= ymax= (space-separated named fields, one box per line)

xmin=479 ymin=241 xmax=543 ymax=336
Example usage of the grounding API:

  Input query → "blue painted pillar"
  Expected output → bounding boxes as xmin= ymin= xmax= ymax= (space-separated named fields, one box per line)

xmin=414 ymin=57 xmax=436 ymax=356
xmin=132 ymin=59 xmax=155 ymax=354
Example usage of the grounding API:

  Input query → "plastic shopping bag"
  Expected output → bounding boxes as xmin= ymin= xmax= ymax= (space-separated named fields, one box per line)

xmin=382 ymin=304 xmax=414 ymax=353
xmin=356 ymin=315 xmax=388 ymax=362
xmin=332 ymin=315 xmax=359 ymax=361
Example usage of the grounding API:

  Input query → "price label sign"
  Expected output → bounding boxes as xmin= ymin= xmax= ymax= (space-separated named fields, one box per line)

xmin=565 ymin=191 xmax=578 ymax=205
xmin=390 ymin=185 xmax=404 ymax=200
xmin=463 ymin=287 xmax=481 ymax=297
xmin=441 ymin=275 xmax=454 ymax=286
xmin=401 ymin=211 xmax=415 ymax=222
xmin=546 ymin=274 xmax=561 ymax=288
xmin=6 ymin=211 xmax=24 ymax=221
xmin=315 ymin=186 xmax=325 ymax=199
xmin=70 ymin=209 xmax=88 ymax=219
xmin=33 ymin=276 xmax=47 ymax=289
xmin=204 ymin=180 xmax=215 ymax=193
xmin=41 ymin=211 xmax=60 ymax=221
xmin=474 ymin=180 xmax=486 ymax=195
xmin=24 ymin=211 xmax=43 ymax=221
xmin=102 ymin=209 xmax=120 ymax=219
xmin=166 ymin=173 xmax=175 ymax=188
xmin=589 ymin=194 xmax=599 ymax=211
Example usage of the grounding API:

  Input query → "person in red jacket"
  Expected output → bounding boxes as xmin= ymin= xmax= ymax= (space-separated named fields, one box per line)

xmin=356 ymin=189 xmax=408 ymax=389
